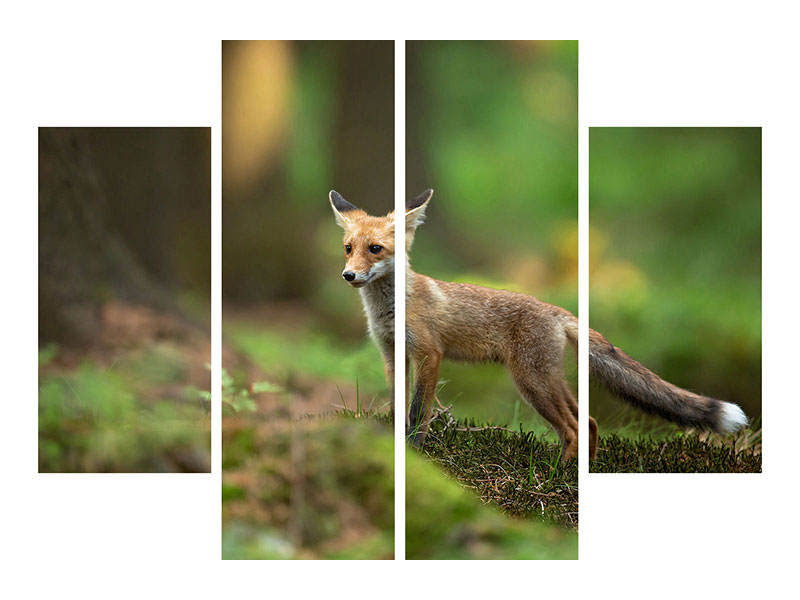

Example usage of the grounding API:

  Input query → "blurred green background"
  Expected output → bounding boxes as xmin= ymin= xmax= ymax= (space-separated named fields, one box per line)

xmin=221 ymin=38 xmax=395 ymax=411
xmin=38 ymin=127 xmax=211 ymax=472
xmin=589 ymin=127 xmax=761 ymax=432
xmin=222 ymin=40 xmax=394 ymax=396
xmin=221 ymin=41 xmax=394 ymax=559
xmin=406 ymin=40 xmax=578 ymax=435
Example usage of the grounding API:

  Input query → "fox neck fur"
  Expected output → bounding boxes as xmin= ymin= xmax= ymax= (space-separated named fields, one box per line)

xmin=358 ymin=263 xmax=394 ymax=356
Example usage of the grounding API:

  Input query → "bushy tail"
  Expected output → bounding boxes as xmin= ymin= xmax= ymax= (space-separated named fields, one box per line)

xmin=563 ymin=318 xmax=747 ymax=433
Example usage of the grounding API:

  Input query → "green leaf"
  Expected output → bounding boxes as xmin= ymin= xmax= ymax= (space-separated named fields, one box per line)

xmin=252 ymin=381 xmax=283 ymax=394
xmin=221 ymin=368 xmax=234 ymax=390
xmin=39 ymin=343 xmax=60 ymax=367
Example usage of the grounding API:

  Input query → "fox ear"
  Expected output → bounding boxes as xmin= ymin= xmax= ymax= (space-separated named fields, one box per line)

xmin=406 ymin=188 xmax=433 ymax=231
xmin=329 ymin=190 xmax=359 ymax=228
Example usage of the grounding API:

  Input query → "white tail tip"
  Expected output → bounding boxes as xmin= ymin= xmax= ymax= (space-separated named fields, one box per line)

xmin=718 ymin=402 xmax=748 ymax=433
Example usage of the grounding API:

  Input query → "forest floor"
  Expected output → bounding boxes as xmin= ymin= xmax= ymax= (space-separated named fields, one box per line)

xmin=38 ymin=300 xmax=211 ymax=473
xmin=222 ymin=303 xmax=577 ymax=560
xmin=221 ymin=303 xmax=394 ymax=559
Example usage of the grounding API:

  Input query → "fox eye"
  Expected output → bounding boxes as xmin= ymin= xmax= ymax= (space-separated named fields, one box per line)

xmin=369 ymin=244 xmax=383 ymax=254
xmin=345 ymin=244 xmax=352 ymax=254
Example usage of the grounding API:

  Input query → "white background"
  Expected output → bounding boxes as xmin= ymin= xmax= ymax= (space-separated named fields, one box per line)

xmin=2 ymin=1 xmax=797 ymax=598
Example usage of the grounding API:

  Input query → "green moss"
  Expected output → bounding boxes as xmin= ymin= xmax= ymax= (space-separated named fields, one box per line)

xmin=591 ymin=433 xmax=761 ymax=473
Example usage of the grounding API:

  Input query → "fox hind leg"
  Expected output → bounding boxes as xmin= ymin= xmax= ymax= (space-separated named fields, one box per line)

xmin=509 ymin=363 xmax=579 ymax=462
xmin=558 ymin=379 xmax=598 ymax=460
xmin=559 ymin=380 xmax=582 ymax=461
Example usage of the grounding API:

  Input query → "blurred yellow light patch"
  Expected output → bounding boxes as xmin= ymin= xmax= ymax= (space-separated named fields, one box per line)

xmin=523 ymin=68 xmax=576 ymax=126
xmin=592 ymin=260 xmax=647 ymax=295
xmin=505 ymin=255 xmax=552 ymax=291
xmin=223 ymin=41 xmax=292 ymax=194
xmin=589 ymin=226 xmax=647 ymax=294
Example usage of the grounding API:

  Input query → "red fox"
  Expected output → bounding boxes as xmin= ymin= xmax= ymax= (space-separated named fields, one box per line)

xmin=329 ymin=189 xmax=748 ymax=461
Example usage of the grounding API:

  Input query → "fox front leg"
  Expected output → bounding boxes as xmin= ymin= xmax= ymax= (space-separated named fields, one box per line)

xmin=406 ymin=350 xmax=442 ymax=447
xmin=382 ymin=352 xmax=394 ymax=420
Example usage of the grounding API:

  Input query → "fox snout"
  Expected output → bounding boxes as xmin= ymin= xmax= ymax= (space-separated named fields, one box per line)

xmin=342 ymin=269 xmax=370 ymax=287
xmin=341 ymin=256 xmax=393 ymax=288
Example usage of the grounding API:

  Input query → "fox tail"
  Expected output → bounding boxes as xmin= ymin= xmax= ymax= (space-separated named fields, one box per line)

xmin=564 ymin=318 xmax=747 ymax=433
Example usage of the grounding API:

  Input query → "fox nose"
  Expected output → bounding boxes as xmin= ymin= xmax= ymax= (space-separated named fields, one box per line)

xmin=342 ymin=271 xmax=356 ymax=282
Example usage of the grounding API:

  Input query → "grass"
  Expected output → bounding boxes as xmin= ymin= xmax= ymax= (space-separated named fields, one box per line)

xmin=589 ymin=419 xmax=761 ymax=473
xmin=590 ymin=425 xmax=762 ymax=473
xmin=418 ymin=408 xmax=578 ymax=530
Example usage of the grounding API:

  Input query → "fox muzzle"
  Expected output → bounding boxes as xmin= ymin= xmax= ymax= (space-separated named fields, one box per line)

xmin=342 ymin=269 xmax=371 ymax=287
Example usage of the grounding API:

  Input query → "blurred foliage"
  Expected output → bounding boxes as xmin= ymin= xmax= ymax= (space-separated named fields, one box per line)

xmin=590 ymin=128 xmax=761 ymax=431
xmin=39 ymin=347 xmax=210 ymax=473
xmin=226 ymin=323 xmax=385 ymax=401
xmin=406 ymin=447 xmax=577 ymax=560
xmin=222 ymin=413 xmax=394 ymax=560
xmin=220 ymin=367 xmax=283 ymax=415
xmin=222 ymin=309 xmax=393 ymax=559
xmin=408 ymin=41 xmax=577 ymax=274
xmin=407 ymin=41 xmax=578 ymax=430
xmin=223 ymin=40 xmax=394 ymax=322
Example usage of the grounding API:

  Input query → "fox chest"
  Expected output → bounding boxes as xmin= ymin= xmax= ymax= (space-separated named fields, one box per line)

xmin=359 ymin=284 xmax=394 ymax=354
xmin=366 ymin=309 xmax=394 ymax=352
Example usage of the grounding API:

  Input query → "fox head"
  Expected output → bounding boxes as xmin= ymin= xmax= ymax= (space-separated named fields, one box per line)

xmin=328 ymin=188 xmax=433 ymax=287
xmin=329 ymin=190 xmax=396 ymax=288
